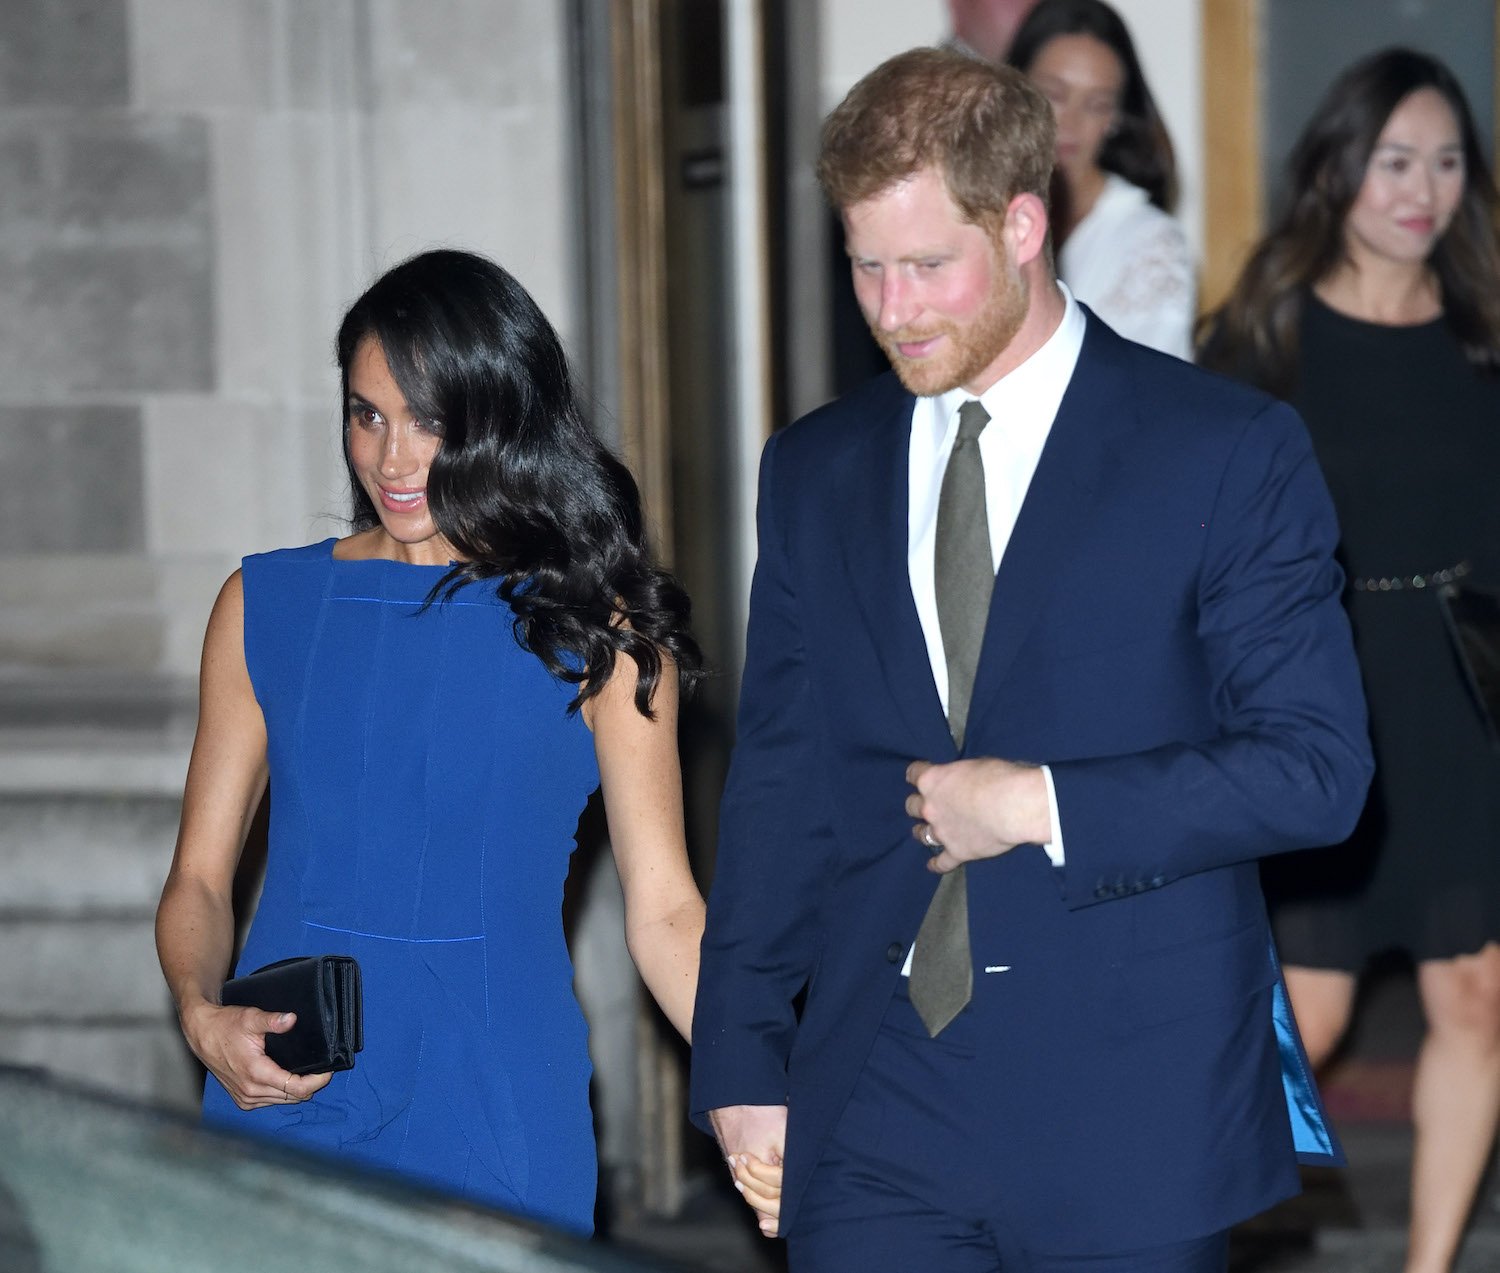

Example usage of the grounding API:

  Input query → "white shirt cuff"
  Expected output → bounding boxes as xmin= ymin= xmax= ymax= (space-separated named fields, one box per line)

xmin=1040 ymin=764 xmax=1065 ymax=867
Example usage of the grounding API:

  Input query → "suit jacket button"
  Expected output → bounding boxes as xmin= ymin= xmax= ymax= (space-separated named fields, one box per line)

xmin=886 ymin=942 xmax=905 ymax=964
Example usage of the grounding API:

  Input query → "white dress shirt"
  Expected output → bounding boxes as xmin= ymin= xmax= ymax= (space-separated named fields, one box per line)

xmin=907 ymin=283 xmax=1087 ymax=870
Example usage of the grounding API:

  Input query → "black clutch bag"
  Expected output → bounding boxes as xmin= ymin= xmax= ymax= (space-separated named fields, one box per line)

xmin=220 ymin=955 xmax=364 ymax=1075
xmin=1438 ymin=579 xmax=1500 ymax=741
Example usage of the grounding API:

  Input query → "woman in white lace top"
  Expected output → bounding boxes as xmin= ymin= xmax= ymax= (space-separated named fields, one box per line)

xmin=1009 ymin=0 xmax=1194 ymax=357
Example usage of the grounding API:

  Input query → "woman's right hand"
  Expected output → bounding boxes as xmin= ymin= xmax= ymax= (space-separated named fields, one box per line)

xmin=180 ymin=1000 xmax=331 ymax=1109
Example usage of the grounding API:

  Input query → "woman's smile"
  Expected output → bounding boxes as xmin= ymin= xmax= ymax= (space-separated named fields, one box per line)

xmin=378 ymin=485 xmax=428 ymax=512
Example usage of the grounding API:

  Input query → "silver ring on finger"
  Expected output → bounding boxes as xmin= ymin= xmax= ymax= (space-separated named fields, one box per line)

xmin=920 ymin=825 xmax=942 ymax=852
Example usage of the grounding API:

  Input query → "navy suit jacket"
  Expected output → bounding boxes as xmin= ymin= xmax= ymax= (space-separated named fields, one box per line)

xmin=691 ymin=314 xmax=1374 ymax=1251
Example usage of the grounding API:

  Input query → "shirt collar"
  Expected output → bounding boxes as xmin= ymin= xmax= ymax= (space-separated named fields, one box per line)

xmin=923 ymin=283 xmax=1086 ymax=448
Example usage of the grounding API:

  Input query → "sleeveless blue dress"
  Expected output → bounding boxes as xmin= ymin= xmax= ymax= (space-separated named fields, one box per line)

xmin=202 ymin=540 xmax=602 ymax=1234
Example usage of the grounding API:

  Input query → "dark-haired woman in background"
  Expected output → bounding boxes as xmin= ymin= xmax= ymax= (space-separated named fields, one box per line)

xmin=155 ymin=249 xmax=712 ymax=1236
xmin=1200 ymin=50 xmax=1500 ymax=1273
xmin=1009 ymin=0 xmax=1193 ymax=356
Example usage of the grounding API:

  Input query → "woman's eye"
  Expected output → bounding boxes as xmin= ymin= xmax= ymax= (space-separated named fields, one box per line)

xmin=351 ymin=406 xmax=381 ymax=428
xmin=419 ymin=418 xmax=446 ymax=438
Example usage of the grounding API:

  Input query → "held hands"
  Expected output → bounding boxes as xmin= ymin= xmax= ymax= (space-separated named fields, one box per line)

xmin=905 ymin=758 xmax=1051 ymax=873
xmin=180 ymin=1000 xmax=332 ymax=1109
xmin=731 ymin=1153 xmax=784 ymax=1236
xmin=710 ymin=1103 xmax=787 ymax=1238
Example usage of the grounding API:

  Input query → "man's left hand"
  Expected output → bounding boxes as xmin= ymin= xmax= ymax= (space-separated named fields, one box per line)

xmin=905 ymin=758 xmax=1051 ymax=873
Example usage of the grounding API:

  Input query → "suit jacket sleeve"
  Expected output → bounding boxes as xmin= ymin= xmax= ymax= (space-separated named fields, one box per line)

xmin=690 ymin=431 xmax=834 ymax=1117
xmin=1048 ymin=397 xmax=1374 ymax=908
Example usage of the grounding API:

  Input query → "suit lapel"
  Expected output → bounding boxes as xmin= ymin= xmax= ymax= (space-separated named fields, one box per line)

xmin=965 ymin=323 xmax=1136 ymax=741
xmin=831 ymin=379 xmax=956 ymax=758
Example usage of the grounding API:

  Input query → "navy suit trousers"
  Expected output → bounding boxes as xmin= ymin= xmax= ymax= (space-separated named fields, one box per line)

xmin=787 ymin=981 xmax=1230 ymax=1273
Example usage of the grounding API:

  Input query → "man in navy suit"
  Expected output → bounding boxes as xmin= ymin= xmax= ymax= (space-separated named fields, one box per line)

xmin=691 ymin=49 xmax=1373 ymax=1272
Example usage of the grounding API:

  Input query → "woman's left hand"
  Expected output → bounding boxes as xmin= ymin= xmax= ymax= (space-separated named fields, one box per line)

xmin=732 ymin=1153 xmax=783 ymax=1236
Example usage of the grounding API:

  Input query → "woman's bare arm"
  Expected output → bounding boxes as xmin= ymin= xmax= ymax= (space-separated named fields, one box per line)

xmin=155 ymin=571 xmax=328 ymax=1106
xmin=586 ymin=655 xmax=704 ymax=1041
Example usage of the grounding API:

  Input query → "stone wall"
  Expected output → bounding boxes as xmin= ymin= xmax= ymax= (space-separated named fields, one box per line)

xmin=0 ymin=0 xmax=576 ymax=681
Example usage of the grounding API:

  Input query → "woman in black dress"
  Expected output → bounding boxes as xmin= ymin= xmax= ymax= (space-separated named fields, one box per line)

xmin=1200 ymin=50 xmax=1500 ymax=1273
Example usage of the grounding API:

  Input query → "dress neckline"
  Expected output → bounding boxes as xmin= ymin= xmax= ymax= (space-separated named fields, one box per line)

xmin=1305 ymin=289 xmax=1445 ymax=335
xmin=323 ymin=536 xmax=457 ymax=570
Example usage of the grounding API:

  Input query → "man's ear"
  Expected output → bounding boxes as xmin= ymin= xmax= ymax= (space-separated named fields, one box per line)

xmin=1003 ymin=192 xmax=1050 ymax=268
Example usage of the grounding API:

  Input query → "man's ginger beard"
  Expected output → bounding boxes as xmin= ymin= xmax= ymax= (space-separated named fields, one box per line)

xmin=872 ymin=257 xmax=1030 ymax=397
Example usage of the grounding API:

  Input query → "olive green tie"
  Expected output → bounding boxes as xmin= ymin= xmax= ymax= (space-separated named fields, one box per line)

xmin=910 ymin=399 xmax=991 ymax=1037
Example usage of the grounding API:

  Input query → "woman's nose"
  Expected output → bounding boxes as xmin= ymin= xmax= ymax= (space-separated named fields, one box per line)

xmin=380 ymin=426 xmax=418 ymax=478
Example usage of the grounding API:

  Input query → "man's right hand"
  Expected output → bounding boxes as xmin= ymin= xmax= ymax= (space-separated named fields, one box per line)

xmin=709 ymin=1104 xmax=788 ymax=1236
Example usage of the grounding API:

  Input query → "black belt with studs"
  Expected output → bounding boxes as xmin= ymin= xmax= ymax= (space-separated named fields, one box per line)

xmin=1349 ymin=561 xmax=1471 ymax=592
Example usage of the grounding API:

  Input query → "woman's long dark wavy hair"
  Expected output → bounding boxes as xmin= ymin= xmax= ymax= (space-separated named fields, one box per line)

xmin=337 ymin=249 xmax=701 ymax=717
xmin=1008 ymin=0 xmax=1178 ymax=213
xmin=1198 ymin=48 xmax=1500 ymax=395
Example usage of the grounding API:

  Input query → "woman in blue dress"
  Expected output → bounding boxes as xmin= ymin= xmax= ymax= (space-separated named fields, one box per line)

xmin=155 ymin=250 xmax=722 ymax=1235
